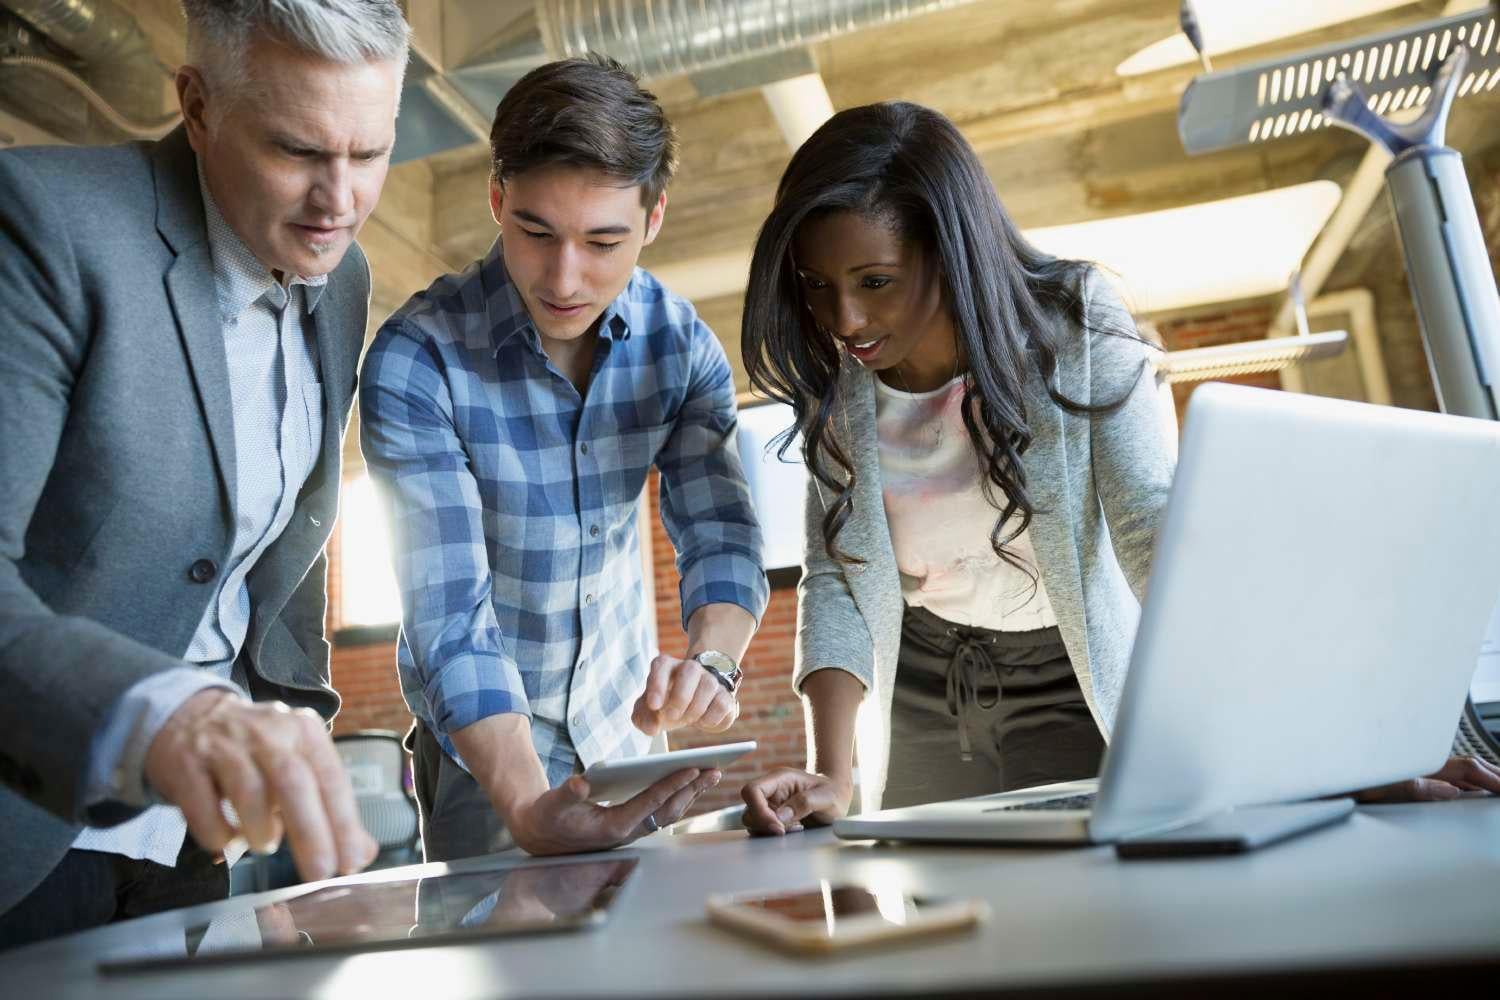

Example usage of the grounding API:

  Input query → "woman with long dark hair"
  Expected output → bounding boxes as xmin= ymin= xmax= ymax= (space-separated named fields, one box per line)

xmin=737 ymin=101 xmax=1177 ymax=832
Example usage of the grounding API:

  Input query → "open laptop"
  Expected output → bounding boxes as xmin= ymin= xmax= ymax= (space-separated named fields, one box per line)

xmin=834 ymin=382 xmax=1500 ymax=846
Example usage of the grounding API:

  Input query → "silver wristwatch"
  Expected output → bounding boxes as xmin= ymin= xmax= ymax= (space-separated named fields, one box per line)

xmin=693 ymin=649 xmax=743 ymax=694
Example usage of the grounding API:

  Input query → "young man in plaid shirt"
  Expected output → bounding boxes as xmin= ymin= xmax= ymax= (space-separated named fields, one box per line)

xmin=360 ymin=55 xmax=768 ymax=860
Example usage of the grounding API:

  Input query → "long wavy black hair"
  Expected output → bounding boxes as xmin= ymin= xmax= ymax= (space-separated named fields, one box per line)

xmin=741 ymin=100 xmax=1142 ymax=568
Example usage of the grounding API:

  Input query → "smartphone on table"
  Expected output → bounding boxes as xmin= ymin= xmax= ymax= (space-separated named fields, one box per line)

xmin=706 ymin=880 xmax=987 ymax=954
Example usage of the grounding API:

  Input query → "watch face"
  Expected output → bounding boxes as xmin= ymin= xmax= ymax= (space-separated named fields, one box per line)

xmin=696 ymin=651 xmax=741 ymax=692
xmin=696 ymin=651 xmax=735 ymax=675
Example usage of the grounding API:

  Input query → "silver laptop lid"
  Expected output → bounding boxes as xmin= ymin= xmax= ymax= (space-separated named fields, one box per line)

xmin=1091 ymin=383 xmax=1500 ymax=841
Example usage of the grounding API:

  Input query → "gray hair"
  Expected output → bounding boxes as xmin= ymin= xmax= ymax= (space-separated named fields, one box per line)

xmin=182 ymin=1 xmax=410 ymax=123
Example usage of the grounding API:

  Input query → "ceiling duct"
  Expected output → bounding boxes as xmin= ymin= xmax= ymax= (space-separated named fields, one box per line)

xmin=400 ymin=0 xmax=984 ymax=162
xmin=1 ymin=0 xmax=173 ymax=135
xmin=536 ymin=0 xmax=982 ymax=81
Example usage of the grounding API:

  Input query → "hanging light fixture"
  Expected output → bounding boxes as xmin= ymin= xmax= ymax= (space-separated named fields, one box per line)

xmin=1156 ymin=272 xmax=1349 ymax=385
xmin=1177 ymin=3 xmax=1500 ymax=156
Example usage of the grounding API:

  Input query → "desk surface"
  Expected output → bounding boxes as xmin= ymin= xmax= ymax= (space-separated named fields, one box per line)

xmin=5 ymin=799 xmax=1500 ymax=999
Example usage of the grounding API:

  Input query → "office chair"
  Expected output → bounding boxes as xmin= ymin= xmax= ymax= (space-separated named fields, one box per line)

xmin=333 ymin=730 xmax=421 ymax=867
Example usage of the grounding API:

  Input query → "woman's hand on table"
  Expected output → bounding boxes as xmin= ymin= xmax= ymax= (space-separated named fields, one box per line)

xmin=741 ymin=768 xmax=853 ymax=835
xmin=1355 ymin=754 xmax=1500 ymax=802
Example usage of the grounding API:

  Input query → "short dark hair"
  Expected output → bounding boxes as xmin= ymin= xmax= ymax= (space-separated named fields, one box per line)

xmin=489 ymin=54 xmax=678 ymax=209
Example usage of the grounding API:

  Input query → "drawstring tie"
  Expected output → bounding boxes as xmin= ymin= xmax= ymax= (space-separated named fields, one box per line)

xmin=944 ymin=629 xmax=1003 ymax=761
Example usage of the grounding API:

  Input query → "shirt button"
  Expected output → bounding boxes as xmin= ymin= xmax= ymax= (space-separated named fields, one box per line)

xmin=572 ymin=716 xmax=584 ymax=728
xmin=577 ymin=659 xmax=587 ymax=673
xmin=579 ymin=442 xmax=589 ymax=455
xmin=188 ymin=559 xmax=218 ymax=584
xmin=584 ymin=593 xmax=594 ymax=605
xmin=589 ymin=524 xmax=600 ymax=538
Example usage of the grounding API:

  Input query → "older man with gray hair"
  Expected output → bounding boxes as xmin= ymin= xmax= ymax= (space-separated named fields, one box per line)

xmin=0 ymin=0 xmax=409 ymax=947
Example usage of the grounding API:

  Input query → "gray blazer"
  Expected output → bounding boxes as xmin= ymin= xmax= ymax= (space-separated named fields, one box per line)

xmin=793 ymin=271 xmax=1177 ymax=812
xmin=0 ymin=129 xmax=369 ymax=914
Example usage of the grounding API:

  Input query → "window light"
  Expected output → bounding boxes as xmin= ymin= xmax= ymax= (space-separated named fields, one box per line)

xmin=339 ymin=473 xmax=402 ymax=628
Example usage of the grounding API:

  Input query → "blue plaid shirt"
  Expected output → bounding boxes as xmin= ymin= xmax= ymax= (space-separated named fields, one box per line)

xmin=360 ymin=240 xmax=767 ymax=786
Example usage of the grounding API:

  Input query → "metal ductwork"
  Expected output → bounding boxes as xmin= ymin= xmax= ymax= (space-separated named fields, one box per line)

xmin=398 ymin=0 xmax=984 ymax=162
xmin=2 ymin=0 xmax=172 ymax=133
xmin=537 ymin=0 xmax=981 ymax=81
xmin=2 ymin=0 xmax=990 ymax=158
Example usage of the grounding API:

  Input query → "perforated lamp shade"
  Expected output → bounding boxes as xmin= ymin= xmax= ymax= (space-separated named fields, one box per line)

xmin=1158 ymin=331 xmax=1350 ymax=385
xmin=1178 ymin=7 xmax=1499 ymax=155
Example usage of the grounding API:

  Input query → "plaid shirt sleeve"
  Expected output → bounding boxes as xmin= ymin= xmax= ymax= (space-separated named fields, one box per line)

xmin=656 ymin=318 xmax=770 ymax=628
xmin=359 ymin=320 xmax=530 ymax=735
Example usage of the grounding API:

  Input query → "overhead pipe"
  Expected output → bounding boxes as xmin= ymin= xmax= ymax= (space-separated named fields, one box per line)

xmin=2 ymin=0 xmax=175 ymax=135
xmin=423 ymin=0 xmax=985 ymax=162
xmin=536 ymin=0 xmax=983 ymax=80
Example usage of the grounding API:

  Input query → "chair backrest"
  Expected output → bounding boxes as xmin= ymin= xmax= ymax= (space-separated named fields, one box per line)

xmin=334 ymin=731 xmax=419 ymax=850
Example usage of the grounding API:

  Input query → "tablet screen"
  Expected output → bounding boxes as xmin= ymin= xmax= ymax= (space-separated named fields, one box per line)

xmin=100 ymin=857 xmax=637 ymax=972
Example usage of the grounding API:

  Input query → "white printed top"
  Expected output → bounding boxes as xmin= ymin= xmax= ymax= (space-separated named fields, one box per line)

xmin=875 ymin=374 xmax=1058 ymax=632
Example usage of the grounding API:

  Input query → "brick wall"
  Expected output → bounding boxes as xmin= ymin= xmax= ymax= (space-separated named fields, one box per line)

xmin=1153 ymin=301 xmax=1285 ymax=424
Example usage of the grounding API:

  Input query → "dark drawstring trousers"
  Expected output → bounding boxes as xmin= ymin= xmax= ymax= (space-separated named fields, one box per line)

xmin=882 ymin=604 xmax=1106 ymax=810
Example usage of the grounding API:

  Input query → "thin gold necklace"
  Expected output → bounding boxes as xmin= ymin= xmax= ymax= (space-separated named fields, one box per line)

xmin=891 ymin=356 xmax=962 ymax=449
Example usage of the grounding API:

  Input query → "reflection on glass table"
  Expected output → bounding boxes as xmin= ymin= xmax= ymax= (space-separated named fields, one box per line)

xmin=101 ymin=857 xmax=638 ymax=973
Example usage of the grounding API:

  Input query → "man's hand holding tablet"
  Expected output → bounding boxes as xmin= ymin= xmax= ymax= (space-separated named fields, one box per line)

xmin=450 ymin=611 xmax=758 ymax=856
xmin=501 ymin=741 xmax=757 ymax=852
xmin=452 ymin=714 xmax=725 ymax=856
xmin=507 ymin=766 xmax=719 ymax=853
xmin=583 ymin=741 xmax=758 ymax=804
xmin=499 ymin=739 xmax=758 ymax=851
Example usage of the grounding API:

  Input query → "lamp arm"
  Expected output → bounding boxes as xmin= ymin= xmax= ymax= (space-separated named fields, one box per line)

xmin=1322 ymin=45 xmax=1467 ymax=156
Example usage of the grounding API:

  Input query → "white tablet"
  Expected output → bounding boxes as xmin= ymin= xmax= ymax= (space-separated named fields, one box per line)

xmin=582 ymin=740 xmax=757 ymax=803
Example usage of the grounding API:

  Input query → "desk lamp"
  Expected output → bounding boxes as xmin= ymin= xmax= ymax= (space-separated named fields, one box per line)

xmin=1177 ymin=0 xmax=1500 ymax=762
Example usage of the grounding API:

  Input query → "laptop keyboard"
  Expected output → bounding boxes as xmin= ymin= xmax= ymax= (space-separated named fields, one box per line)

xmin=983 ymin=792 xmax=1096 ymax=813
